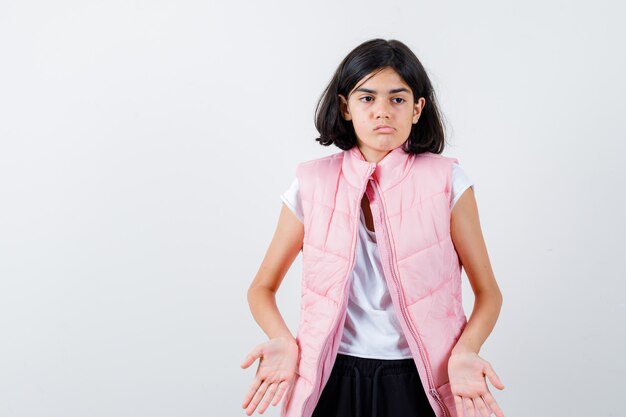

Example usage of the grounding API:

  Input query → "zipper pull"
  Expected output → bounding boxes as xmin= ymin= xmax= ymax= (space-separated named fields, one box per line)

xmin=430 ymin=388 xmax=450 ymax=417
xmin=429 ymin=388 xmax=441 ymax=399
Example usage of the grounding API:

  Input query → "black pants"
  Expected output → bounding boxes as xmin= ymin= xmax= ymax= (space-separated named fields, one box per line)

xmin=312 ymin=353 xmax=437 ymax=417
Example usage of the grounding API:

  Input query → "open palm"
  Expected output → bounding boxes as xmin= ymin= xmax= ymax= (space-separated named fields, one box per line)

xmin=240 ymin=336 xmax=300 ymax=415
xmin=448 ymin=351 xmax=506 ymax=417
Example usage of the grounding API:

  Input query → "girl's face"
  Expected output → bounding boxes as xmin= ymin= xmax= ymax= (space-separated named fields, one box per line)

xmin=339 ymin=67 xmax=425 ymax=163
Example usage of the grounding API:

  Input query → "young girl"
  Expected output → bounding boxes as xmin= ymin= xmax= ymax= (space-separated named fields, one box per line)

xmin=240 ymin=38 xmax=506 ymax=417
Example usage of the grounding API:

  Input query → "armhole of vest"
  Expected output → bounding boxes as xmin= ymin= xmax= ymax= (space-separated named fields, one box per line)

xmin=448 ymin=158 xmax=458 ymax=214
xmin=295 ymin=162 xmax=306 ymax=228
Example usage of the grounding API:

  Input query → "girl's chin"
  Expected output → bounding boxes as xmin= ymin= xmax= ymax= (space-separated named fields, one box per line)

xmin=364 ymin=138 xmax=403 ymax=149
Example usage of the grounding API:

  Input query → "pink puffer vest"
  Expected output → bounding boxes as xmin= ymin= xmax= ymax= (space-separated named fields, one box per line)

xmin=281 ymin=145 xmax=468 ymax=417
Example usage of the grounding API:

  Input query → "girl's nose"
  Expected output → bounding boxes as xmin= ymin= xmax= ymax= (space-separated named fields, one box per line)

xmin=375 ymin=102 xmax=391 ymax=118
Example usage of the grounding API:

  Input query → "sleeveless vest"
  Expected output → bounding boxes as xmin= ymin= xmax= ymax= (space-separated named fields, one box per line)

xmin=281 ymin=145 xmax=468 ymax=417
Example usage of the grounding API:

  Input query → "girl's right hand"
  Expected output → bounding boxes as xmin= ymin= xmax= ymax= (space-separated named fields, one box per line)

xmin=240 ymin=336 xmax=300 ymax=415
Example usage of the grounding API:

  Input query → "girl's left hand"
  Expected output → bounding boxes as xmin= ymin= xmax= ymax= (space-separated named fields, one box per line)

xmin=447 ymin=351 xmax=505 ymax=417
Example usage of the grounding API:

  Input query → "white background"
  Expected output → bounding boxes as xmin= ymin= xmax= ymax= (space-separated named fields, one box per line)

xmin=1 ymin=1 xmax=624 ymax=416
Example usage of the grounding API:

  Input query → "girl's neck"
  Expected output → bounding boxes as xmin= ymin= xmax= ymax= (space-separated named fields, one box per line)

xmin=356 ymin=145 xmax=392 ymax=164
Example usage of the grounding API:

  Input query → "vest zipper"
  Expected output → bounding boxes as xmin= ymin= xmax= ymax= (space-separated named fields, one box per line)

xmin=300 ymin=163 xmax=377 ymax=417
xmin=369 ymin=178 xmax=451 ymax=417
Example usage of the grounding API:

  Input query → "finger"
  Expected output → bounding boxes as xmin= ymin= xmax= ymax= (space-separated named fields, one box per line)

xmin=241 ymin=343 xmax=265 ymax=369
xmin=484 ymin=362 xmax=505 ymax=390
xmin=258 ymin=381 xmax=280 ymax=414
xmin=272 ymin=381 xmax=287 ymax=406
xmin=464 ymin=396 xmax=475 ymax=417
xmin=241 ymin=376 xmax=264 ymax=409
xmin=481 ymin=391 xmax=505 ymax=417
xmin=474 ymin=395 xmax=491 ymax=417
xmin=454 ymin=394 xmax=464 ymax=417
xmin=246 ymin=379 xmax=270 ymax=416
xmin=281 ymin=380 xmax=295 ymax=406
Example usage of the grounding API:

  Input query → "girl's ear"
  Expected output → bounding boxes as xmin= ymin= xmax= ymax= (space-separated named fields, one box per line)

xmin=412 ymin=97 xmax=425 ymax=124
xmin=338 ymin=94 xmax=352 ymax=121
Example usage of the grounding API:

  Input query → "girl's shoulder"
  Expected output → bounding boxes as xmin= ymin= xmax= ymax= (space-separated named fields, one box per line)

xmin=295 ymin=150 xmax=345 ymax=180
xmin=416 ymin=151 xmax=460 ymax=165
xmin=296 ymin=150 xmax=344 ymax=167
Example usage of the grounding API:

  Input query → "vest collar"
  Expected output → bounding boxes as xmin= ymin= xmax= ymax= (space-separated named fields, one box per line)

xmin=342 ymin=144 xmax=416 ymax=191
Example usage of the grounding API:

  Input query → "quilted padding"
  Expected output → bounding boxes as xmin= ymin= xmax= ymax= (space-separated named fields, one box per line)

xmin=281 ymin=145 xmax=468 ymax=417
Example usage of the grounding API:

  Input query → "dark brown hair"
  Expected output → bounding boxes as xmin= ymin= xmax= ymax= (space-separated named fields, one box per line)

xmin=314 ymin=38 xmax=447 ymax=154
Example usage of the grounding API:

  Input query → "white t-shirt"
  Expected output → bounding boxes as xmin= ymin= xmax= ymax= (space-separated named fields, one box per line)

xmin=281 ymin=162 xmax=474 ymax=359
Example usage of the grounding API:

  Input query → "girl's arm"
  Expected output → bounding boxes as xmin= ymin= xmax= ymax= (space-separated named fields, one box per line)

xmin=448 ymin=186 xmax=506 ymax=417
xmin=240 ymin=203 xmax=304 ymax=415
xmin=246 ymin=202 xmax=304 ymax=341
xmin=450 ymin=186 xmax=503 ymax=354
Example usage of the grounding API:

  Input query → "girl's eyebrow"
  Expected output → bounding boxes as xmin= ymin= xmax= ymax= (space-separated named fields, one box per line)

xmin=354 ymin=87 xmax=410 ymax=94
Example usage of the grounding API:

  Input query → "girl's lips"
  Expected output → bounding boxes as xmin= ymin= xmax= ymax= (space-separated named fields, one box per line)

xmin=375 ymin=127 xmax=395 ymax=133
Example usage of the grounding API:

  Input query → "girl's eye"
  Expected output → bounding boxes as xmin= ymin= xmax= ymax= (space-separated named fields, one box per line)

xmin=359 ymin=96 xmax=406 ymax=103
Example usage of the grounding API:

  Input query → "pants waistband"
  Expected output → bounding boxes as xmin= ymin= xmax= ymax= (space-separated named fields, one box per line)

xmin=327 ymin=353 xmax=419 ymax=417
xmin=331 ymin=353 xmax=417 ymax=377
